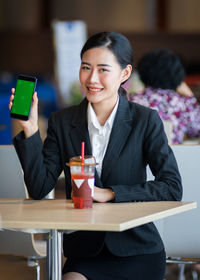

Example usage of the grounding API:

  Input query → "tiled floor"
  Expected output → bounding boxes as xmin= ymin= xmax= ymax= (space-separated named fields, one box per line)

xmin=0 ymin=255 xmax=199 ymax=280
xmin=0 ymin=254 xmax=45 ymax=280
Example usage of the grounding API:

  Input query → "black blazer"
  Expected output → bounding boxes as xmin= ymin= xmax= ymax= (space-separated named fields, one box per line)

xmin=14 ymin=95 xmax=182 ymax=258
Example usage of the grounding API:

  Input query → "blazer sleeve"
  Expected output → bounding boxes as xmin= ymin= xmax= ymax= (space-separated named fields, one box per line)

xmin=13 ymin=114 xmax=62 ymax=199
xmin=109 ymin=110 xmax=183 ymax=203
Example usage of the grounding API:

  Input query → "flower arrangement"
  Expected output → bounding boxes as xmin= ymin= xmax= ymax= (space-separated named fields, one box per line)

xmin=69 ymin=81 xmax=84 ymax=105
xmin=122 ymin=72 xmax=144 ymax=96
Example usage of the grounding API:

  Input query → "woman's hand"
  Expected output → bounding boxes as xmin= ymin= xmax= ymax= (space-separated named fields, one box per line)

xmin=9 ymin=88 xmax=39 ymax=138
xmin=176 ymin=81 xmax=194 ymax=97
xmin=71 ymin=187 xmax=115 ymax=203
xmin=93 ymin=186 xmax=115 ymax=203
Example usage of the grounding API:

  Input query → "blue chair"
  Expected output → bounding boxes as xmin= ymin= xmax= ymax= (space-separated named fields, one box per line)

xmin=0 ymin=94 xmax=12 ymax=144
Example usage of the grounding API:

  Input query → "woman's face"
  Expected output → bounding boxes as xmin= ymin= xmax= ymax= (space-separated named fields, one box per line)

xmin=79 ymin=47 xmax=131 ymax=106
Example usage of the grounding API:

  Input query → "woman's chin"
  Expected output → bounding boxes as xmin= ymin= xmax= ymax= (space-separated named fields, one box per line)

xmin=86 ymin=92 xmax=103 ymax=103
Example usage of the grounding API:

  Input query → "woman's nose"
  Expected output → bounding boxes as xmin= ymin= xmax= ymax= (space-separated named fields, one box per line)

xmin=88 ymin=70 xmax=99 ymax=83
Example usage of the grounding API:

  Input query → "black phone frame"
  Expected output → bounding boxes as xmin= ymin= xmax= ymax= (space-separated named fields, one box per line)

xmin=10 ymin=74 xmax=37 ymax=121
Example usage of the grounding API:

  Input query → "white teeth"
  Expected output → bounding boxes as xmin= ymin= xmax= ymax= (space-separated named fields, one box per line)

xmin=88 ymin=88 xmax=102 ymax=92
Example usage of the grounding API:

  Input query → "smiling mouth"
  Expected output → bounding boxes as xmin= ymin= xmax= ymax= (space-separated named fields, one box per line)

xmin=87 ymin=87 xmax=103 ymax=93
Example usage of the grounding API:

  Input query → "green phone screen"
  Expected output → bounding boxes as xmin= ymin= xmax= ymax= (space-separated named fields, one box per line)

xmin=11 ymin=79 xmax=35 ymax=117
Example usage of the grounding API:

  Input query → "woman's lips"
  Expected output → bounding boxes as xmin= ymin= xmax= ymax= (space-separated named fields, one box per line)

xmin=87 ymin=87 xmax=103 ymax=93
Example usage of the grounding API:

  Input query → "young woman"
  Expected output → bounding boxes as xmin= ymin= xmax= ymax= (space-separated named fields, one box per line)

xmin=9 ymin=32 xmax=182 ymax=280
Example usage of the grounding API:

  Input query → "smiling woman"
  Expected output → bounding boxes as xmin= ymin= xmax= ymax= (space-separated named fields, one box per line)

xmin=79 ymin=35 xmax=132 ymax=127
xmin=9 ymin=31 xmax=182 ymax=280
xmin=79 ymin=47 xmax=132 ymax=125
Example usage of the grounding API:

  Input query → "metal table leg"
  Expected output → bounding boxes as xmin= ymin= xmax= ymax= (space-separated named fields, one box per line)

xmin=48 ymin=229 xmax=63 ymax=280
xmin=46 ymin=232 xmax=52 ymax=280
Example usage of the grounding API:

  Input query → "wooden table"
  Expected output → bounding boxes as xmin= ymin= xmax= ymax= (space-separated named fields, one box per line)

xmin=0 ymin=199 xmax=197 ymax=280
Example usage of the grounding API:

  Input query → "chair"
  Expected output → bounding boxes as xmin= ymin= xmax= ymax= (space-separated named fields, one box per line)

xmin=148 ymin=145 xmax=200 ymax=280
xmin=0 ymin=145 xmax=48 ymax=280
xmin=0 ymin=95 xmax=12 ymax=144
xmin=162 ymin=120 xmax=173 ymax=144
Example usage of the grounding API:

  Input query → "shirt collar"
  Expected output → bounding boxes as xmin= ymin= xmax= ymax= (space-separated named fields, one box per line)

xmin=87 ymin=95 xmax=119 ymax=130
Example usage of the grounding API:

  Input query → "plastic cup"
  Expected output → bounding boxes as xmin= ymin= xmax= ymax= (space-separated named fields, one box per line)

xmin=67 ymin=155 xmax=97 ymax=209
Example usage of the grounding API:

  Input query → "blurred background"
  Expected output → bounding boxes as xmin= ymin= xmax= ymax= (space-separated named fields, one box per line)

xmin=1 ymin=0 xmax=200 ymax=74
xmin=0 ymin=0 xmax=200 ymax=144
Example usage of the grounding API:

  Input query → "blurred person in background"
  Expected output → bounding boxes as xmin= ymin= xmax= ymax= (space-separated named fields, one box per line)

xmin=129 ymin=48 xmax=200 ymax=144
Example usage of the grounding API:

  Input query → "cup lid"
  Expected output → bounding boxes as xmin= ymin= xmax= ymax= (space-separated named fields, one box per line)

xmin=66 ymin=155 xmax=98 ymax=166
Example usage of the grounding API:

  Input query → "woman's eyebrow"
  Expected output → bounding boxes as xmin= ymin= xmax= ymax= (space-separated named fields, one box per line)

xmin=81 ymin=61 xmax=112 ymax=67
xmin=81 ymin=62 xmax=90 ymax=65
xmin=97 ymin=64 xmax=112 ymax=67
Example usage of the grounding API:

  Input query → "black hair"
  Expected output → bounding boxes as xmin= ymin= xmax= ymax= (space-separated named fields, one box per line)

xmin=137 ymin=48 xmax=185 ymax=90
xmin=80 ymin=31 xmax=133 ymax=96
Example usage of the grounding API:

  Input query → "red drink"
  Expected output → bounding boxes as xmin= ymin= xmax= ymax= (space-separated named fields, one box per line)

xmin=67 ymin=155 xmax=97 ymax=209
xmin=71 ymin=173 xmax=94 ymax=209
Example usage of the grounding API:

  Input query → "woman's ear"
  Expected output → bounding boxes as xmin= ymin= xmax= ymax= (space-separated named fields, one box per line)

xmin=121 ymin=64 xmax=132 ymax=83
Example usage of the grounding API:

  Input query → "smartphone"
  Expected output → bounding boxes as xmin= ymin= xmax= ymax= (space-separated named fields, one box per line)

xmin=10 ymin=74 xmax=37 ymax=120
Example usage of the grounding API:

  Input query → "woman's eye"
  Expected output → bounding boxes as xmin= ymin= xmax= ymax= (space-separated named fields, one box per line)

xmin=81 ymin=66 xmax=90 ymax=70
xmin=100 ymin=68 xmax=108 ymax=72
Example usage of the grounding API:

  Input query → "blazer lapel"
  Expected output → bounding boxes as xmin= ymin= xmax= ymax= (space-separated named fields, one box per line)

xmin=101 ymin=96 xmax=133 ymax=184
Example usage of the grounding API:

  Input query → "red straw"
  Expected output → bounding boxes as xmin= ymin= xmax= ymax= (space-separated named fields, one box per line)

xmin=81 ymin=141 xmax=85 ymax=172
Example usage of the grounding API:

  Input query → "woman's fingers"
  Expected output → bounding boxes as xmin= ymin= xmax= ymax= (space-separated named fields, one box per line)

xmin=8 ymin=101 xmax=12 ymax=110
xmin=32 ymin=91 xmax=38 ymax=110
xmin=9 ymin=88 xmax=15 ymax=110
xmin=93 ymin=186 xmax=114 ymax=202
xmin=177 ymin=82 xmax=194 ymax=97
xmin=29 ymin=92 xmax=38 ymax=120
xmin=33 ymin=91 xmax=38 ymax=106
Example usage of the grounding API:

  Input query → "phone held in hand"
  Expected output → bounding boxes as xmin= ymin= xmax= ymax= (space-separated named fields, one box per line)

xmin=10 ymin=74 xmax=37 ymax=120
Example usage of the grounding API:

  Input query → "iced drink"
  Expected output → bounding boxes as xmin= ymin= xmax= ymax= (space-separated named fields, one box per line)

xmin=67 ymin=155 xmax=97 ymax=209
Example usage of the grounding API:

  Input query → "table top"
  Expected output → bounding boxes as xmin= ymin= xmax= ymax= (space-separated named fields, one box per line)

xmin=0 ymin=199 xmax=196 ymax=232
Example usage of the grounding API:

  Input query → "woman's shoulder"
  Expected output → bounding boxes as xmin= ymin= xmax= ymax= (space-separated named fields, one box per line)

xmin=52 ymin=105 xmax=77 ymax=117
xmin=49 ymin=98 xmax=87 ymax=121
xmin=123 ymin=98 xmax=163 ymax=134
xmin=126 ymin=98 xmax=160 ymax=126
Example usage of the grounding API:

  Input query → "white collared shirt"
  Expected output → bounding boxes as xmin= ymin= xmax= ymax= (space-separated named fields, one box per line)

xmin=87 ymin=98 xmax=119 ymax=176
